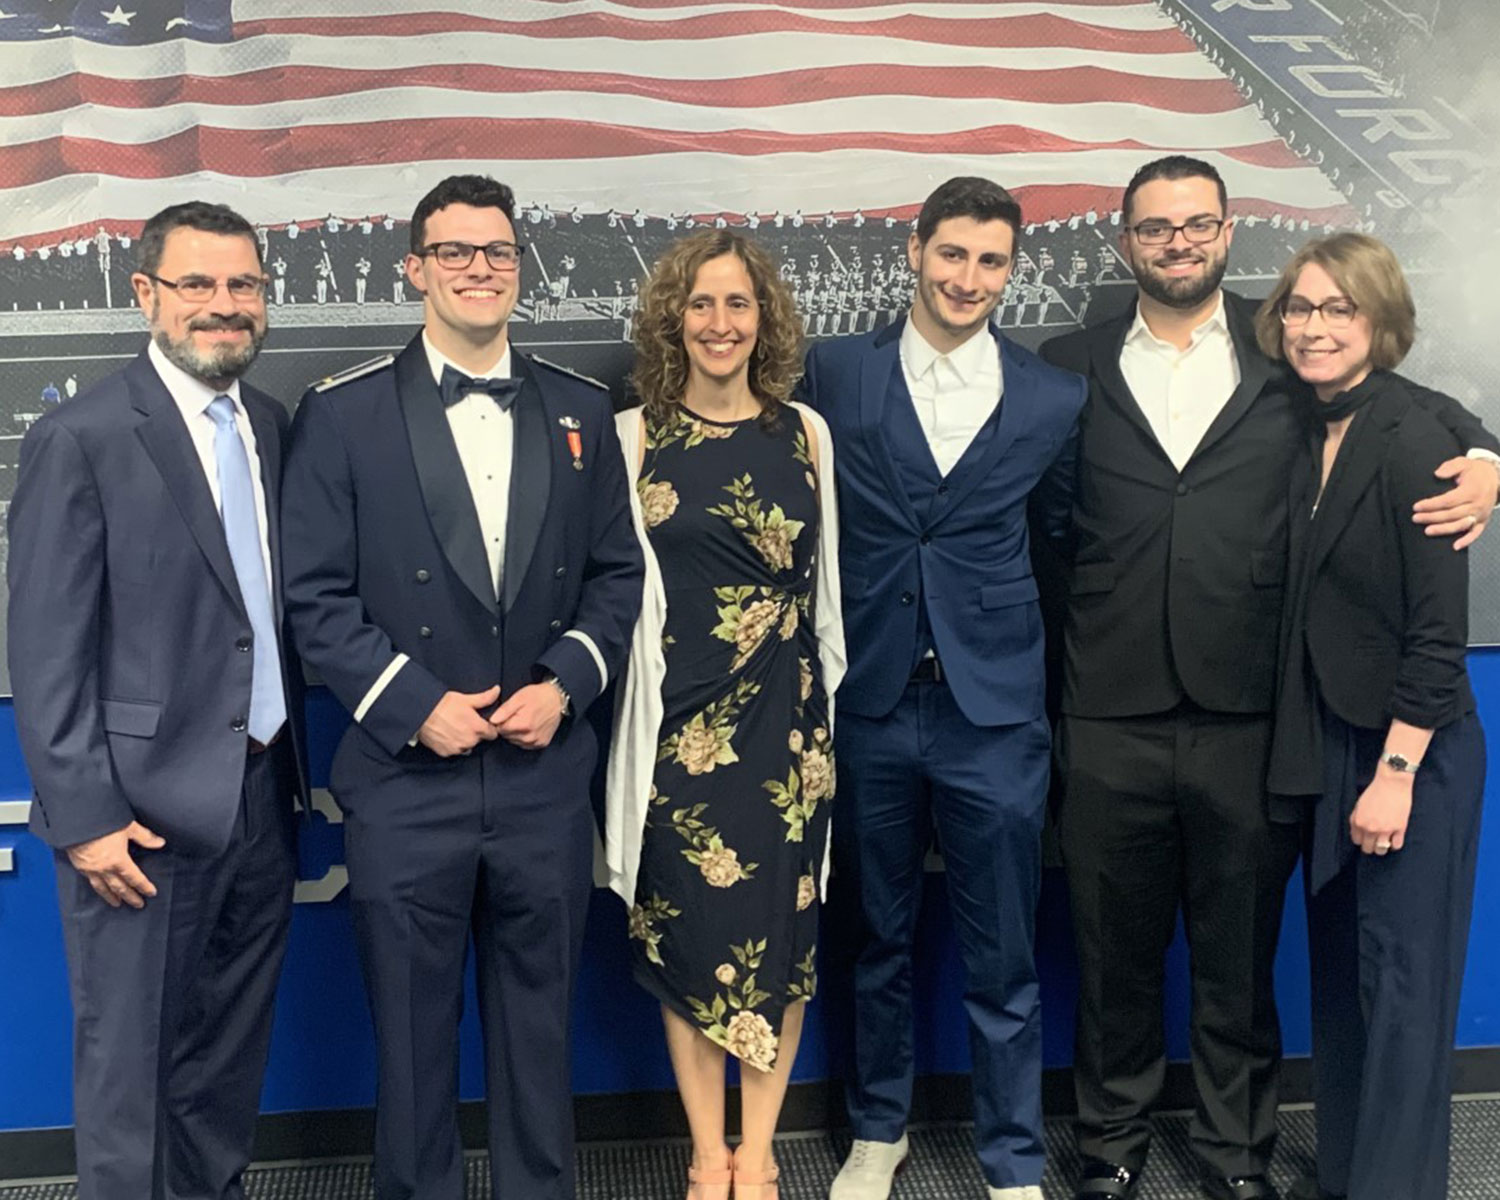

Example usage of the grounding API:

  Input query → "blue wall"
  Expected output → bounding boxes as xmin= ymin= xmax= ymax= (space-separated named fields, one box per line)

xmin=2 ymin=653 xmax=1498 ymax=1132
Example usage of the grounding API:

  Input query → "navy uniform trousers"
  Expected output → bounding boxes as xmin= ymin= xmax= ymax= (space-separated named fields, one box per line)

xmin=1306 ymin=713 xmax=1486 ymax=1200
xmin=57 ymin=741 xmax=297 ymax=1200
xmin=336 ymin=723 xmax=596 ymax=1200
xmin=835 ymin=678 xmax=1052 ymax=1187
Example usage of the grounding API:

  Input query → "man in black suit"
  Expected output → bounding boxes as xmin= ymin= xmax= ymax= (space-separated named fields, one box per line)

xmin=281 ymin=175 xmax=643 ymax=1200
xmin=8 ymin=202 xmax=305 ymax=1200
xmin=1040 ymin=156 xmax=1499 ymax=1200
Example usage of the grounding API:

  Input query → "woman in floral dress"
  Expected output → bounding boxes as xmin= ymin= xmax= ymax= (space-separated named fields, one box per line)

xmin=606 ymin=230 xmax=844 ymax=1200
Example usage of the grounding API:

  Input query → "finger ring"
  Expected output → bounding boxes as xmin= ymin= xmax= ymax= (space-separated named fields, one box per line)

xmin=1375 ymin=839 xmax=1392 ymax=851
xmin=1467 ymin=514 xmax=1479 ymax=526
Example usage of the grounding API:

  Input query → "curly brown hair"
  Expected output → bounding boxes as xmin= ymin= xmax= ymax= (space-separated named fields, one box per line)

xmin=629 ymin=230 xmax=803 ymax=422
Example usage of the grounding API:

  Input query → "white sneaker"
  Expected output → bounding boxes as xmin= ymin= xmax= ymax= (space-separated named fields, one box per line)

xmin=829 ymin=1134 xmax=910 ymax=1199
xmin=987 ymin=1187 xmax=1043 ymax=1200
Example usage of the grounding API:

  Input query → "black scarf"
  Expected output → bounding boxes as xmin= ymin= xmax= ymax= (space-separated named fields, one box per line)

xmin=1266 ymin=370 xmax=1387 ymax=803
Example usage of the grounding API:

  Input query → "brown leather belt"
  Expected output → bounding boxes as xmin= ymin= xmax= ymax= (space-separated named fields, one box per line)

xmin=248 ymin=727 xmax=284 ymax=755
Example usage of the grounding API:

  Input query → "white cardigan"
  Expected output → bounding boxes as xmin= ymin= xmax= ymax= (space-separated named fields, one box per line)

xmin=604 ymin=401 xmax=847 ymax=907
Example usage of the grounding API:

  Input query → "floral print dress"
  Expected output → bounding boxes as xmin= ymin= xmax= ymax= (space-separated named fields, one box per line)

xmin=628 ymin=404 xmax=831 ymax=1073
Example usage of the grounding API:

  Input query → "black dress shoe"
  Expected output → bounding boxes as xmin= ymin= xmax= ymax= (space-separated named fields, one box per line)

xmin=1073 ymin=1158 xmax=1141 ymax=1199
xmin=1286 ymin=1176 xmax=1345 ymax=1200
xmin=1201 ymin=1175 xmax=1280 ymax=1200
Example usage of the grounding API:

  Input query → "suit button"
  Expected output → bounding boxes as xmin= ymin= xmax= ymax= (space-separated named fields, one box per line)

xmin=549 ymin=619 xmax=562 ymax=631
xmin=415 ymin=569 xmax=431 ymax=583
xmin=235 ymin=636 xmax=252 ymax=652
xmin=491 ymin=625 xmax=500 ymax=638
xmin=554 ymin=566 xmax=567 ymax=579
xmin=419 ymin=625 xmax=433 ymax=638
xmin=230 ymin=717 xmax=247 ymax=733
xmin=937 ymin=484 xmax=949 ymax=495
xmin=919 ymin=534 xmax=931 ymax=545
xmin=900 ymin=591 xmax=914 ymax=606
xmin=1176 ymin=483 xmax=1190 ymax=496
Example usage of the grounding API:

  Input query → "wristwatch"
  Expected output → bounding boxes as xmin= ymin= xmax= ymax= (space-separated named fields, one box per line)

xmin=546 ymin=675 xmax=572 ymax=718
xmin=1378 ymin=750 xmax=1419 ymax=774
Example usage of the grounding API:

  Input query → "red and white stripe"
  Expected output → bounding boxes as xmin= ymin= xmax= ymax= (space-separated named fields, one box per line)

xmin=0 ymin=0 xmax=1352 ymax=247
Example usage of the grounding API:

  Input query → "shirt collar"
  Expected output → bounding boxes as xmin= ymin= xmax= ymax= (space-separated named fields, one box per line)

xmin=422 ymin=331 xmax=511 ymax=386
xmin=899 ymin=314 xmax=996 ymax=386
xmin=1125 ymin=290 xmax=1230 ymax=352
xmin=147 ymin=338 xmax=242 ymax=420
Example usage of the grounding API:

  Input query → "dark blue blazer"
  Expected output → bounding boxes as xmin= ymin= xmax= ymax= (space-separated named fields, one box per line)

xmin=802 ymin=319 xmax=1084 ymax=725
xmin=280 ymin=335 xmax=643 ymax=764
xmin=8 ymin=350 xmax=307 ymax=856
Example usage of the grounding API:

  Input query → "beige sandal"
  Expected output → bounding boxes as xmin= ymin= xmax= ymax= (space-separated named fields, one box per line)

xmin=686 ymin=1159 xmax=733 ymax=1200
xmin=732 ymin=1158 xmax=780 ymax=1200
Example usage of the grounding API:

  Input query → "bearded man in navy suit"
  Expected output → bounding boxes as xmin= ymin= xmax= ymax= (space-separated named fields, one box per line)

xmin=9 ymin=201 xmax=305 ymax=1200
xmin=281 ymin=175 xmax=643 ymax=1200
xmin=806 ymin=178 xmax=1085 ymax=1200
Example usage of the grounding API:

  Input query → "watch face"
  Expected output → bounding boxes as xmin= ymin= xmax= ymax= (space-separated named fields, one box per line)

xmin=1385 ymin=753 xmax=1412 ymax=771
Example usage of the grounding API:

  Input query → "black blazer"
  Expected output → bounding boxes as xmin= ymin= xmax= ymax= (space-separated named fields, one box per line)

xmin=1040 ymin=293 xmax=1495 ymax=720
xmin=1286 ymin=371 xmax=1474 ymax=732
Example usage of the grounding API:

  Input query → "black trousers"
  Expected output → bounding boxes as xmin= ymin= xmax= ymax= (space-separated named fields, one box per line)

xmin=58 ymin=742 xmax=297 ymax=1200
xmin=1056 ymin=707 xmax=1300 ymax=1177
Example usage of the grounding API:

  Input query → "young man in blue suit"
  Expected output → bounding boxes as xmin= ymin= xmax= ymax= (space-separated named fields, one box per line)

xmin=9 ymin=202 xmax=305 ymax=1200
xmin=804 ymin=178 xmax=1085 ymax=1200
xmin=280 ymin=176 xmax=643 ymax=1200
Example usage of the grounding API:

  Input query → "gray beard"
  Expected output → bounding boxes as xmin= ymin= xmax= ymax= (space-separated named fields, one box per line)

xmin=153 ymin=324 xmax=263 ymax=385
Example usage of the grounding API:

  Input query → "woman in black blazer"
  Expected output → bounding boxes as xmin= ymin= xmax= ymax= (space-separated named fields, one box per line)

xmin=1260 ymin=233 xmax=1487 ymax=1200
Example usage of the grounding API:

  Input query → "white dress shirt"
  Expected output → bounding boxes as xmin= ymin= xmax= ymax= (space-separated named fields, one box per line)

xmin=148 ymin=340 xmax=274 ymax=591
xmin=1118 ymin=292 xmax=1241 ymax=472
xmin=899 ymin=317 xmax=1003 ymax=477
xmin=423 ymin=334 xmax=515 ymax=595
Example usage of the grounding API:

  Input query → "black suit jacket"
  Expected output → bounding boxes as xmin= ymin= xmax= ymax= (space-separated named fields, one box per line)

xmin=8 ymin=350 xmax=307 ymax=855
xmin=1040 ymin=292 xmax=1495 ymax=720
xmin=1286 ymin=372 xmax=1475 ymax=732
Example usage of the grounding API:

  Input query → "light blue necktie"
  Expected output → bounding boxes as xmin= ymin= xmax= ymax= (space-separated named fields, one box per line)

xmin=208 ymin=395 xmax=286 ymax=742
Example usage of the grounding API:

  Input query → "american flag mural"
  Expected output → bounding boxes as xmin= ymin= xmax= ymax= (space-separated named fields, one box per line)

xmin=0 ymin=0 xmax=1354 ymax=247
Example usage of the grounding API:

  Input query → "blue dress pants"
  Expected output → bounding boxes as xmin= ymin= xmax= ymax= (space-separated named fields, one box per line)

xmin=834 ymin=677 xmax=1051 ymax=1189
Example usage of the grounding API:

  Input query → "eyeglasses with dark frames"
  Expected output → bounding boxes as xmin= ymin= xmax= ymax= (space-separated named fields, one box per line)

xmin=145 ymin=273 xmax=269 ymax=303
xmin=420 ymin=241 xmax=527 ymax=271
xmin=1279 ymin=297 xmax=1359 ymax=328
xmin=1129 ymin=217 xmax=1226 ymax=246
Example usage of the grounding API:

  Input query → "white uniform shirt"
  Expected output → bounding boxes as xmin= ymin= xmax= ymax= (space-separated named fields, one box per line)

xmin=899 ymin=317 xmax=1003 ymax=477
xmin=422 ymin=334 xmax=514 ymax=595
xmin=1118 ymin=292 xmax=1240 ymax=472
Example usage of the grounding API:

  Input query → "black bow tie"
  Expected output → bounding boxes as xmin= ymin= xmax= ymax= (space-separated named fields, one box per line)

xmin=440 ymin=364 xmax=522 ymax=412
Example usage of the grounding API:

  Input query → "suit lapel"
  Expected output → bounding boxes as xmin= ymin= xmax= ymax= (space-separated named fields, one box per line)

xmin=1306 ymin=389 xmax=1401 ymax=577
xmin=1191 ymin=298 xmax=1272 ymax=461
xmin=502 ymin=354 xmax=553 ymax=613
xmin=862 ymin=318 xmax=922 ymax=532
xmin=927 ymin=326 xmax=1021 ymax=520
xmin=127 ymin=352 xmax=245 ymax=614
xmin=1093 ymin=307 xmax=1169 ymax=463
xmin=395 ymin=338 xmax=498 ymax=615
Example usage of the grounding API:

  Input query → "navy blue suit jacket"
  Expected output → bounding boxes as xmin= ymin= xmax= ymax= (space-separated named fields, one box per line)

xmin=280 ymin=335 xmax=643 ymax=767
xmin=802 ymin=319 xmax=1084 ymax=726
xmin=8 ymin=350 xmax=307 ymax=856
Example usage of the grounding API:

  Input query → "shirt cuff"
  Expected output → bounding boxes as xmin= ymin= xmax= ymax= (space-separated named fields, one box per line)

xmin=1465 ymin=447 xmax=1500 ymax=469
xmin=355 ymin=654 xmax=410 ymax=724
xmin=562 ymin=629 xmax=608 ymax=694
